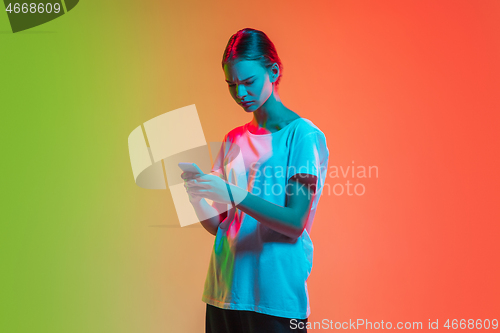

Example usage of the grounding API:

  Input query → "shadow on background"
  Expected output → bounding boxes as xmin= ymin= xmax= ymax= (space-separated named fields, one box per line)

xmin=149 ymin=224 xmax=202 ymax=228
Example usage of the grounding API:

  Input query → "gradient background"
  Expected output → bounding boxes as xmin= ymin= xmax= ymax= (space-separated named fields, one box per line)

xmin=1 ymin=0 xmax=499 ymax=332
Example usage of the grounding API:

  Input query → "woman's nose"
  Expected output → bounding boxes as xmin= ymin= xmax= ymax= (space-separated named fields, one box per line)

xmin=236 ymin=85 xmax=247 ymax=99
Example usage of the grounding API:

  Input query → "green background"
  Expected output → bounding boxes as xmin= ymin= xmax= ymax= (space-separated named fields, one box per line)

xmin=0 ymin=1 xmax=204 ymax=331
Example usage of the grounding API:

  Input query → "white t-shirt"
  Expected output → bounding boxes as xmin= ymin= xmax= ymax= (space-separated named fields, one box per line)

xmin=201 ymin=117 xmax=329 ymax=319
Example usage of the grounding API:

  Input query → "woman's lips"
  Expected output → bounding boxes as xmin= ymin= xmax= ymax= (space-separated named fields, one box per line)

xmin=241 ymin=101 xmax=253 ymax=107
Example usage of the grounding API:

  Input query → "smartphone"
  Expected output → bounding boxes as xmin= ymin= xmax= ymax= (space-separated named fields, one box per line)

xmin=178 ymin=162 xmax=204 ymax=175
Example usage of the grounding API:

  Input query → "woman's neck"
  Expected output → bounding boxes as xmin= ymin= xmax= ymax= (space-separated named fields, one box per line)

xmin=250 ymin=88 xmax=298 ymax=131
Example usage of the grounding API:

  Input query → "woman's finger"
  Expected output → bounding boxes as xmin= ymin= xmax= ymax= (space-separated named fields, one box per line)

xmin=195 ymin=175 xmax=211 ymax=182
xmin=188 ymin=180 xmax=210 ymax=188
xmin=181 ymin=171 xmax=197 ymax=180
xmin=187 ymin=185 xmax=206 ymax=193
xmin=189 ymin=188 xmax=208 ymax=195
xmin=184 ymin=182 xmax=197 ymax=189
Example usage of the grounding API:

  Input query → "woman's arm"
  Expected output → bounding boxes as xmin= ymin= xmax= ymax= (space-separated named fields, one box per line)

xmin=190 ymin=198 xmax=226 ymax=236
xmin=229 ymin=174 xmax=317 ymax=240
xmin=182 ymin=171 xmax=228 ymax=236
xmin=186 ymin=172 xmax=317 ymax=239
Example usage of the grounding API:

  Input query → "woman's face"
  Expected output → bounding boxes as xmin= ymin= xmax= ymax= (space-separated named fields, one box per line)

xmin=223 ymin=60 xmax=276 ymax=112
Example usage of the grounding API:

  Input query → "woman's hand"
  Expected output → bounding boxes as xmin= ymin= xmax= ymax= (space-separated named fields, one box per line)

xmin=183 ymin=172 xmax=233 ymax=205
xmin=181 ymin=171 xmax=204 ymax=204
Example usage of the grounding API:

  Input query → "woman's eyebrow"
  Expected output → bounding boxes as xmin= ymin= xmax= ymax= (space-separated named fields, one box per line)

xmin=225 ymin=75 xmax=255 ymax=83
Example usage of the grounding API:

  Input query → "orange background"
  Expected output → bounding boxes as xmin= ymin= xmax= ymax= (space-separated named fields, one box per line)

xmin=135 ymin=0 xmax=500 ymax=331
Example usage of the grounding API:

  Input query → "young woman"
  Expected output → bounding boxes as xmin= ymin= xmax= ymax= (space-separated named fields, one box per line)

xmin=181 ymin=28 xmax=329 ymax=333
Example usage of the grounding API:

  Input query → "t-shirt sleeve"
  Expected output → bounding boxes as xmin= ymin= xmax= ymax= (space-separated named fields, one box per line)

xmin=209 ymin=134 xmax=229 ymax=214
xmin=286 ymin=130 xmax=329 ymax=195
xmin=210 ymin=133 xmax=228 ymax=178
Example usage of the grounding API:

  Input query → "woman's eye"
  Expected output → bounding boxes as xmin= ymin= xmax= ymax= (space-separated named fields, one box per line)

xmin=228 ymin=81 xmax=253 ymax=87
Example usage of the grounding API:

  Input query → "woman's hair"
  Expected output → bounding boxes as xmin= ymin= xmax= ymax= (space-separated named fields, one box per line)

xmin=222 ymin=28 xmax=283 ymax=89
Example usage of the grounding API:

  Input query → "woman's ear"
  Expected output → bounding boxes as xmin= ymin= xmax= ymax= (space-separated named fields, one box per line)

xmin=270 ymin=63 xmax=280 ymax=83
